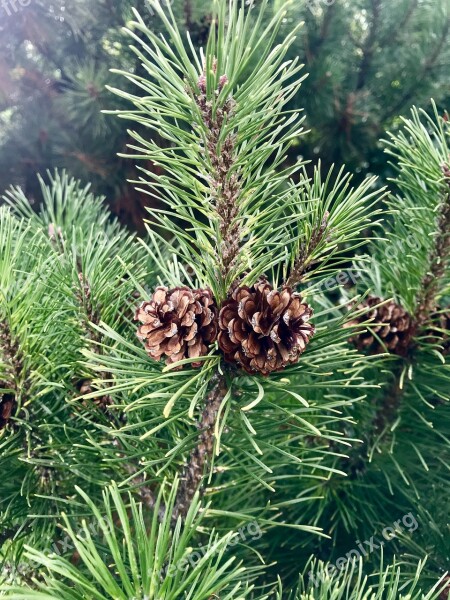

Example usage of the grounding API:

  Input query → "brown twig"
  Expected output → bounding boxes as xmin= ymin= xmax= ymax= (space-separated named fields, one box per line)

xmin=285 ymin=211 xmax=330 ymax=288
xmin=415 ymin=166 xmax=450 ymax=326
xmin=334 ymin=364 xmax=405 ymax=481
xmin=0 ymin=320 xmax=29 ymax=430
xmin=304 ymin=3 xmax=336 ymax=64
xmin=174 ymin=371 xmax=229 ymax=519
xmin=378 ymin=0 xmax=418 ymax=48
xmin=355 ymin=0 xmax=381 ymax=91
xmin=113 ymin=439 xmax=163 ymax=520
xmin=372 ymin=365 xmax=404 ymax=437
xmin=195 ymin=69 xmax=241 ymax=283
xmin=184 ymin=0 xmax=192 ymax=28
xmin=75 ymin=272 xmax=114 ymax=412
xmin=385 ymin=18 xmax=449 ymax=120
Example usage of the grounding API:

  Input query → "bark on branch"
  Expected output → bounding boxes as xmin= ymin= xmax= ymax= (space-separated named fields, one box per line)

xmin=415 ymin=171 xmax=450 ymax=325
xmin=0 ymin=320 xmax=29 ymax=430
xmin=174 ymin=371 xmax=228 ymax=519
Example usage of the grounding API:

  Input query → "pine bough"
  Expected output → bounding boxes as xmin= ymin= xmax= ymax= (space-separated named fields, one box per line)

xmin=0 ymin=1 xmax=449 ymax=598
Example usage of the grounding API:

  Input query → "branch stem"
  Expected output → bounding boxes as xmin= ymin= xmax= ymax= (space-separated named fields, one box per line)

xmin=285 ymin=211 xmax=329 ymax=288
xmin=372 ymin=365 xmax=404 ymax=437
xmin=195 ymin=73 xmax=241 ymax=286
xmin=415 ymin=176 xmax=450 ymax=325
xmin=174 ymin=371 xmax=229 ymax=519
xmin=364 ymin=171 xmax=450 ymax=454
xmin=0 ymin=319 xmax=28 ymax=430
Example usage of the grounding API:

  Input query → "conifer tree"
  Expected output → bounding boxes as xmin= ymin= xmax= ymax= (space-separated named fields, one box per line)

xmin=1 ymin=0 xmax=449 ymax=224
xmin=0 ymin=1 xmax=449 ymax=599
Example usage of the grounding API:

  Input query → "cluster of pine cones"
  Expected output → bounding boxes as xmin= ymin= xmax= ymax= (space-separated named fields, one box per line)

xmin=135 ymin=281 xmax=315 ymax=375
xmin=135 ymin=285 xmax=450 ymax=374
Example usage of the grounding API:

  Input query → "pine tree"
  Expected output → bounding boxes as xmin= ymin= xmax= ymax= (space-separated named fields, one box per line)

xmin=0 ymin=1 xmax=449 ymax=599
xmin=1 ymin=0 xmax=449 ymax=225
xmin=282 ymin=0 xmax=450 ymax=180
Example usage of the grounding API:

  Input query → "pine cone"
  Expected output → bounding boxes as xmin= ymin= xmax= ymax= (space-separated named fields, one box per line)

xmin=347 ymin=296 xmax=414 ymax=356
xmin=0 ymin=390 xmax=15 ymax=430
xmin=135 ymin=286 xmax=218 ymax=368
xmin=423 ymin=308 xmax=450 ymax=353
xmin=439 ymin=576 xmax=450 ymax=600
xmin=218 ymin=280 xmax=315 ymax=375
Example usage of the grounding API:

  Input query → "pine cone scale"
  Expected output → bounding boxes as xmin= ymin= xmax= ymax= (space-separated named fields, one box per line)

xmin=181 ymin=311 xmax=195 ymax=327
xmin=184 ymin=323 xmax=198 ymax=341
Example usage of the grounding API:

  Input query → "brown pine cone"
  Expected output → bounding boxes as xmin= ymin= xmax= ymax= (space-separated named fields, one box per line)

xmin=0 ymin=389 xmax=15 ymax=430
xmin=135 ymin=286 xmax=218 ymax=368
xmin=423 ymin=308 xmax=450 ymax=354
xmin=218 ymin=280 xmax=315 ymax=376
xmin=439 ymin=576 xmax=450 ymax=600
xmin=347 ymin=296 xmax=414 ymax=356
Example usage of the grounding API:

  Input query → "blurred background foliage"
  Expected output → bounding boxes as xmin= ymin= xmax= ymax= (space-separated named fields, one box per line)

xmin=0 ymin=0 xmax=448 ymax=230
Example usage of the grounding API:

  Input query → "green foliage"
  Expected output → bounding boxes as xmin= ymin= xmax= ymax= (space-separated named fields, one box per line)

xmin=290 ymin=556 xmax=446 ymax=599
xmin=0 ymin=1 xmax=449 ymax=599
xmin=80 ymin=1 xmax=386 ymax=534
xmin=280 ymin=0 xmax=449 ymax=177
xmin=1 ymin=0 xmax=449 ymax=225
xmin=285 ymin=106 xmax=450 ymax=588
xmin=2 ymin=483 xmax=261 ymax=599
xmin=0 ymin=171 xmax=151 ymax=562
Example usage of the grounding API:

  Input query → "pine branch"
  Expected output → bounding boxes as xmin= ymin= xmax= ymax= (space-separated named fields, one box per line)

xmin=0 ymin=320 xmax=29 ymax=431
xmin=119 ymin=441 xmax=161 ymax=518
xmin=385 ymin=17 xmax=450 ymax=119
xmin=304 ymin=3 xmax=336 ymax=64
xmin=285 ymin=211 xmax=330 ymax=288
xmin=355 ymin=0 xmax=381 ymax=91
xmin=2 ymin=483 xmax=257 ymax=598
xmin=353 ymin=164 xmax=450 ymax=446
xmin=331 ymin=359 xmax=407 ymax=484
xmin=295 ymin=555 xmax=446 ymax=599
xmin=194 ymin=69 xmax=242 ymax=284
xmin=174 ymin=370 xmax=229 ymax=519
xmin=184 ymin=0 xmax=192 ymax=28
xmin=372 ymin=364 xmax=405 ymax=437
xmin=75 ymin=272 xmax=113 ymax=413
xmin=416 ymin=165 xmax=450 ymax=325
xmin=331 ymin=112 xmax=450 ymax=550
xmin=318 ymin=4 xmax=336 ymax=49
xmin=379 ymin=0 xmax=418 ymax=48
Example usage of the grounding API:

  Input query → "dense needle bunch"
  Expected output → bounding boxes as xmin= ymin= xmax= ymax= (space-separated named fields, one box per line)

xmin=425 ymin=308 xmax=450 ymax=353
xmin=0 ymin=321 xmax=21 ymax=430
